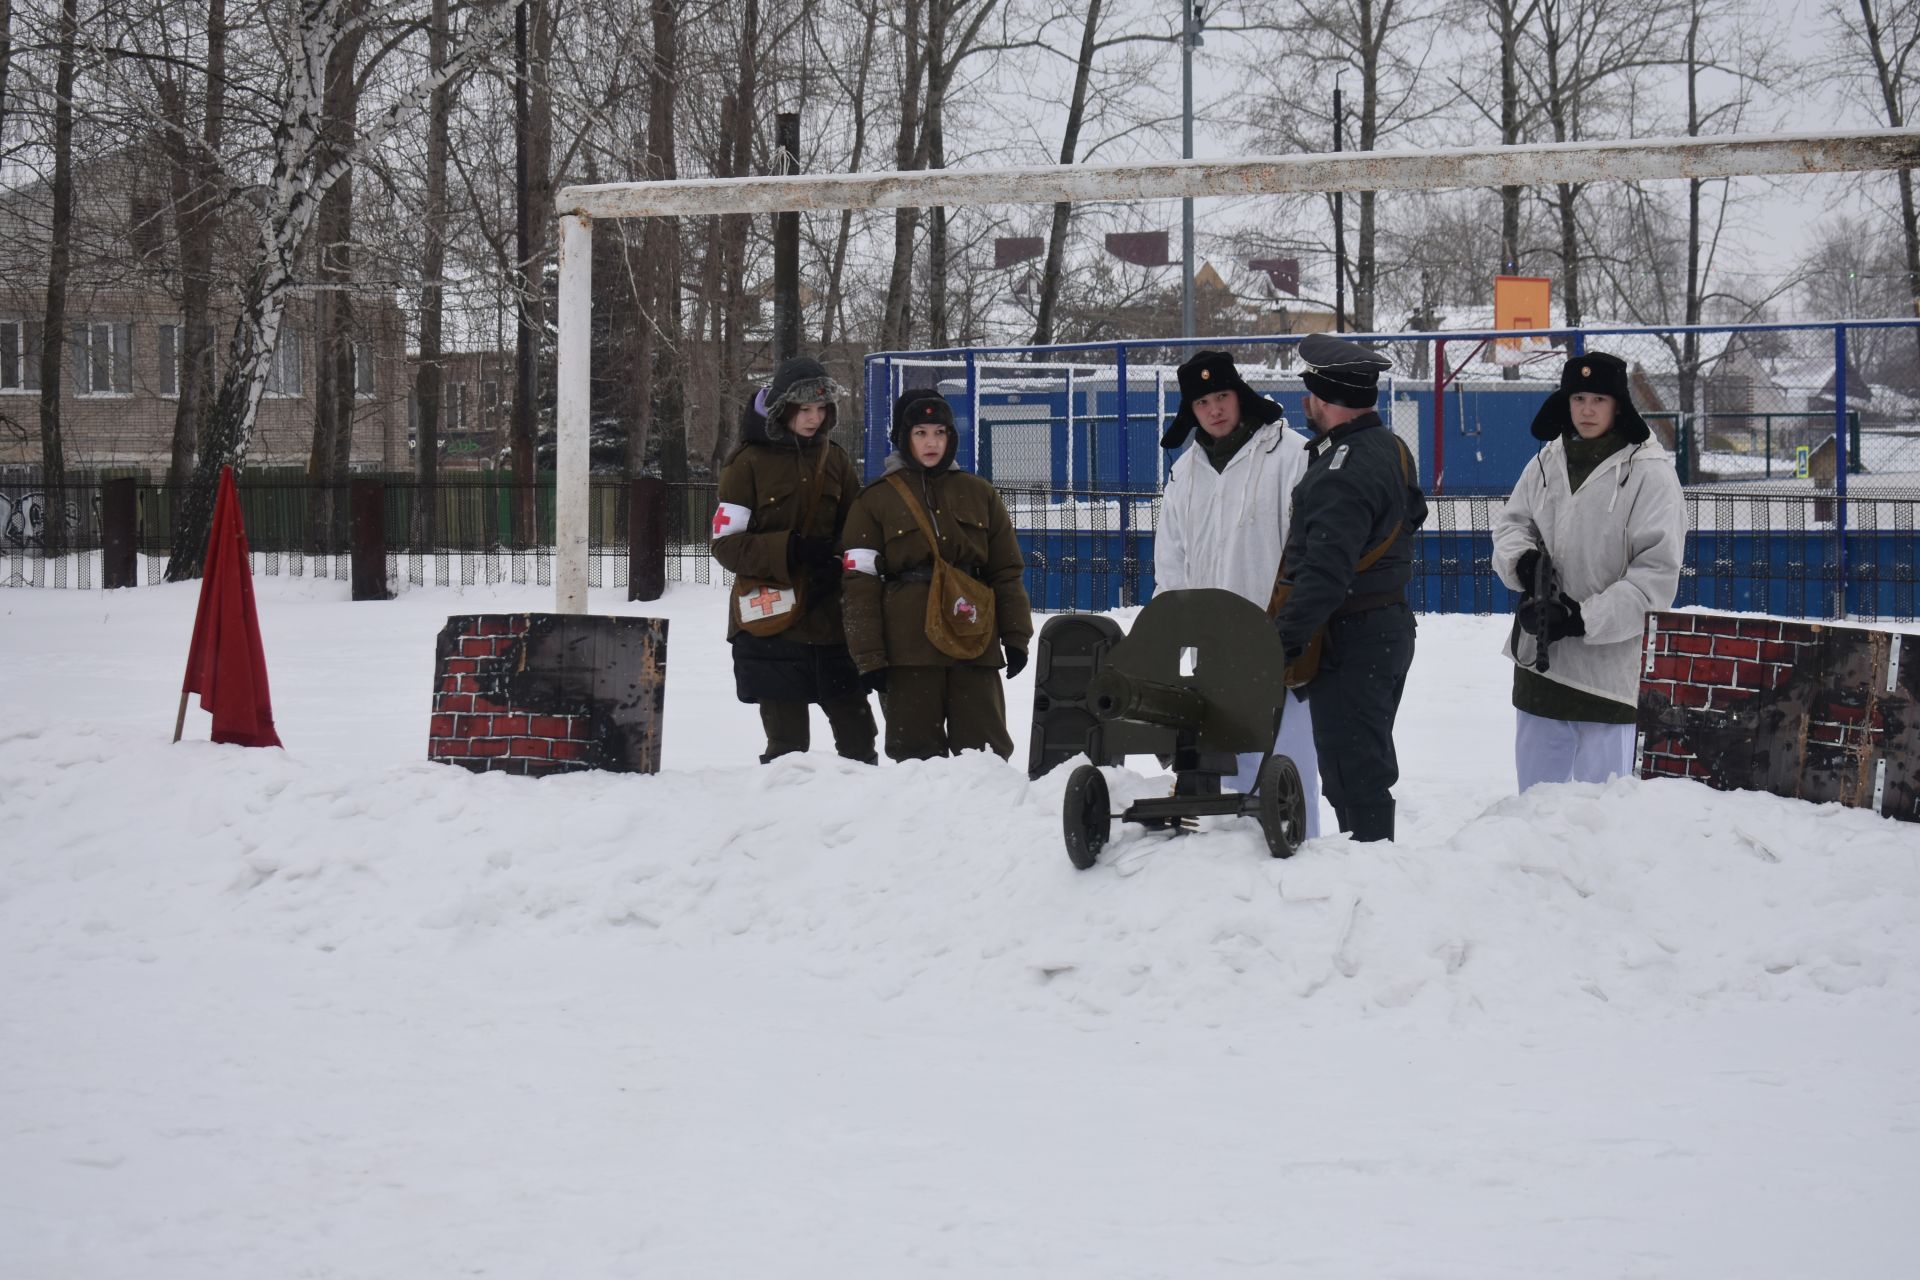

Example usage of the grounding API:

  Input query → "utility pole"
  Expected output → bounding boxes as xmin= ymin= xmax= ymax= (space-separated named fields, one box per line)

xmin=1181 ymin=3 xmax=1204 ymax=339
xmin=1333 ymin=80 xmax=1345 ymax=334
xmin=773 ymin=112 xmax=801 ymax=365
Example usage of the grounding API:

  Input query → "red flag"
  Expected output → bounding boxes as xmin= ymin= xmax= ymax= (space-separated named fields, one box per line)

xmin=180 ymin=466 xmax=283 ymax=748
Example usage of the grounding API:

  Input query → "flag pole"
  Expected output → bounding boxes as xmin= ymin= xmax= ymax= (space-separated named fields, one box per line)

xmin=173 ymin=690 xmax=189 ymax=743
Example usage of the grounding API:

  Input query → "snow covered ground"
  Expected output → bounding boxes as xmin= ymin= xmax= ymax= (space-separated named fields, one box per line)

xmin=4 ymin=580 xmax=1918 ymax=1278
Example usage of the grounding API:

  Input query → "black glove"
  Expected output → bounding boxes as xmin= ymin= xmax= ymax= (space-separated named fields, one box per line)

xmin=861 ymin=667 xmax=888 ymax=695
xmin=1515 ymin=549 xmax=1542 ymax=594
xmin=1003 ymin=644 xmax=1028 ymax=679
xmin=1516 ymin=593 xmax=1585 ymax=644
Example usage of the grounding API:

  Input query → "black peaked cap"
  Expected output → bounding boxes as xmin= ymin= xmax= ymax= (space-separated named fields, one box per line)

xmin=1298 ymin=332 xmax=1390 ymax=409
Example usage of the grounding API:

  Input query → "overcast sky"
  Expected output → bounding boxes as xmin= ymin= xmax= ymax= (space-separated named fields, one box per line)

xmin=1102 ymin=0 xmax=1891 ymax=297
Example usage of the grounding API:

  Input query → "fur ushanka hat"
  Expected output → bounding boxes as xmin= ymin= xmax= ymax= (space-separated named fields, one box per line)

xmin=1529 ymin=351 xmax=1650 ymax=443
xmin=1160 ymin=349 xmax=1285 ymax=448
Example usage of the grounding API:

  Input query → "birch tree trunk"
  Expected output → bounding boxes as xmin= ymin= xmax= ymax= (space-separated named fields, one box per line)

xmin=165 ymin=0 xmax=510 ymax=581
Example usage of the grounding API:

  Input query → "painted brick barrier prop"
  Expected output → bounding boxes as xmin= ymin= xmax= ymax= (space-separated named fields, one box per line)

xmin=427 ymin=614 xmax=668 ymax=776
xmin=1636 ymin=610 xmax=1918 ymax=822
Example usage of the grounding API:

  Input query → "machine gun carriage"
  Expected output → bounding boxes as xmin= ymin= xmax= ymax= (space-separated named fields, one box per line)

xmin=1036 ymin=588 xmax=1309 ymax=869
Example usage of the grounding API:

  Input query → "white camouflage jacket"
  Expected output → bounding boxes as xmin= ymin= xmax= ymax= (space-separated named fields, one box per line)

xmin=1492 ymin=434 xmax=1686 ymax=708
xmin=1154 ymin=420 xmax=1310 ymax=607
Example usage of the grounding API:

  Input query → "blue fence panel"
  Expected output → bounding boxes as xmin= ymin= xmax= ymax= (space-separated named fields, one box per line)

xmin=868 ymin=320 xmax=1920 ymax=621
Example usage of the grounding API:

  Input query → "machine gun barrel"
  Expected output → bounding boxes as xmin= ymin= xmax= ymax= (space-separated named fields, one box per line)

xmin=1530 ymin=548 xmax=1560 ymax=674
xmin=1088 ymin=669 xmax=1208 ymax=729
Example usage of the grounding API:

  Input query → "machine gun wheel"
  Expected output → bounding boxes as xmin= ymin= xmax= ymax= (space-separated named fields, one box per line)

xmin=1063 ymin=764 xmax=1112 ymax=870
xmin=1256 ymin=756 xmax=1308 ymax=859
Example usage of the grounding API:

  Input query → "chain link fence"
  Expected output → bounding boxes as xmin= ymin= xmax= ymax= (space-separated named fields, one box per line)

xmin=869 ymin=320 xmax=1920 ymax=497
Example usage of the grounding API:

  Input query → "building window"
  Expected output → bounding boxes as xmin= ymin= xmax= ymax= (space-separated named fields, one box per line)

xmin=265 ymin=329 xmax=303 ymax=397
xmin=77 ymin=321 xmax=133 ymax=396
xmin=450 ymin=381 xmax=469 ymax=430
xmin=482 ymin=379 xmax=500 ymax=412
xmin=0 ymin=321 xmax=40 ymax=392
xmin=130 ymin=196 xmax=165 ymax=260
xmin=352 ymin=340 xmax=376 ymax=397
xmin=157 ymin=323 xmax=182 ymax=397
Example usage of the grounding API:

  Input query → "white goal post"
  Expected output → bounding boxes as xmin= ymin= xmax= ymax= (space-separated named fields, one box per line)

xmin=549 ymin=127 xmax=1920 ymax=614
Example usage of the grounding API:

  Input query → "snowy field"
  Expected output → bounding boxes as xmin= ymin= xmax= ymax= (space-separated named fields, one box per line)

xmin=4 ymin=579 xmax=1919 ymax=1278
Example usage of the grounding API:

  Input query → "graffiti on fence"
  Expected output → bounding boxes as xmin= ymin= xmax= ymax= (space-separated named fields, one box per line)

xmin=0 ymin=491 xmax=81 ymax=547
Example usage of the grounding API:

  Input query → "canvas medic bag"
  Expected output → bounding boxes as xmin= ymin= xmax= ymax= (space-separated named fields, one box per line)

xmin=734 ymin=444 xmax=834 ymax=638
xmin=1267 ymin=436 xmax=1414 ymax=688
xmin=884 ymin=474 xmax=997 ymax=661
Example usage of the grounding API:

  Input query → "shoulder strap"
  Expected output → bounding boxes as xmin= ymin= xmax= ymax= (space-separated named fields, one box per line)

xmin=1353 ymin=435 xmax=1415 ymax=573
xmin=884 ymin=472 xmax=947 ymax=565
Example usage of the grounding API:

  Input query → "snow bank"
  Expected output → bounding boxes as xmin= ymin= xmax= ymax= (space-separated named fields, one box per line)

xmin=4 ymin=581 xmax=1917 ymax=1278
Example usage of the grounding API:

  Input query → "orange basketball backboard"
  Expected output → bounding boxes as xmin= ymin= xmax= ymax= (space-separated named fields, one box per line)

xmin=1494 ymin=275 xmax=1552 ymax=351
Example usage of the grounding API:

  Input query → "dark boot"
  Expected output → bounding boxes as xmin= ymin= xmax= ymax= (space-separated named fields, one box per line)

xmin=820 ymin=693 xmax=879 ymax=764
xmin=1348 ymin=800 xmax=1395 ymax=843
xmin=757 ymin=701 xmax=810 ymax=763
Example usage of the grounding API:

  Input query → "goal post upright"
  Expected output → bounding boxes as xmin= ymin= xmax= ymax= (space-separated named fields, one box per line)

xmin=555 ymin=212 xmax=592 ymax=615
xmin=549 ymin=126 xmax=1920 ymax=614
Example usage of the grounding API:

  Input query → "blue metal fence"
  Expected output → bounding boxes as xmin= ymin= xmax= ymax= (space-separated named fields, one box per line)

xmin=867 ymin=320 xmax=1920 ymax=621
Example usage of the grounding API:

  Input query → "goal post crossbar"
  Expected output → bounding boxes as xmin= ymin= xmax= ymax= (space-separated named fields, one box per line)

xmin=549 ymin=126 xmax=1920 ymax=614
xmin=559 ymin=128 xmax=1920 ymax=220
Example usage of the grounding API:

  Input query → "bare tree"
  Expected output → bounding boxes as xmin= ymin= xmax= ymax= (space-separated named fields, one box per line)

xmin=36 ymin=0 xmax=77 ymax=552
xmin=413 ymin=0 xmax=451 ymax=544
xmin=1447 ymin=0 xmax=1543 ymax=276
xmin=1031 ymin=0 xmax=1104 ymax=347
xmin=1825 ymin=0 xmax=1920 ymax=361
xmin=1244 ymin=0 xmax=1444 ymax=332
xmin=150 ymin=0 xmax=229 ymax=493
xmin=305 ymin=0 xmax=369 ymax=551
xmin=165 ymin=0 xmax=512 ymax=581
xmin=1517 ymin=0 xmax=1678 ymax=325
xmin=811 ymin=0 xmax=880 ymax=350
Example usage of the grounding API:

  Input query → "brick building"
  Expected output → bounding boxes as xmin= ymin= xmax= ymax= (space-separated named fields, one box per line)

xmin=0 ymin=145 xmax=409 ymax=473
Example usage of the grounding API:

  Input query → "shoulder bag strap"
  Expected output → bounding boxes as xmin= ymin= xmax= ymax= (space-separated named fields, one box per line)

xmin=884 ymin=472 xmax=948 ymax=566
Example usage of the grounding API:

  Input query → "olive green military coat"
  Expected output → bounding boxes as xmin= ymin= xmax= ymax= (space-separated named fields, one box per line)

xmin=838 ymin=466 xmax=1034 ymax=671
xmin=710 ymin=436 xmax=861 ymax=644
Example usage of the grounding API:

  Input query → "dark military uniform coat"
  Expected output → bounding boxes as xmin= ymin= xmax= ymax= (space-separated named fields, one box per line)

xmin=711 ymin=429 xmax=867 ymax=707
xmin=711 ymin=433 xmax=860 ymax=644
xmin=1273 ymin=411 xmax=1428 ymax=657
xmin=838 ymin=464 xmax=1034 ymax=672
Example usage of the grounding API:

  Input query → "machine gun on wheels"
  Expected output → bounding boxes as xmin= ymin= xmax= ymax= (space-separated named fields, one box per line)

xmin=1055 ymin=588 xmax=1309 ymax=869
